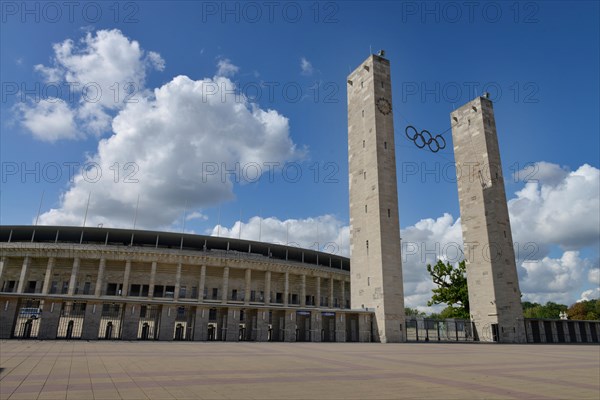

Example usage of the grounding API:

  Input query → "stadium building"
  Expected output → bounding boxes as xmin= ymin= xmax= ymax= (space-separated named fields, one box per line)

xmin=0 ymin=225 xmax=372 ymax=342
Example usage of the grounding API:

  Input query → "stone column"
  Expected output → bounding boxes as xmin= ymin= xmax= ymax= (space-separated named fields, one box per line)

xmin=121 ymin=260 xmax=131 ymax=297
xmin=336 ymin=313 xmax=346 ymax=342
xmin=226 ymin=308 xmax=239 ymax=342
xmin=316 ymin=276 xmax=321 ymax=307
xmin=341 ymin=280 xmax=346 ymax=308
xmin=0 ymin=298 xmax=18 ymax=338
xmin=148 ymin=261 xmax=157 ymax=298
xmin=67 ymin=257 xmax=80 ymax=296
xmin=264 ymin=271 xmax=271 ymax=305
xmin=198 ymin=265 xmax=206 ymax=302
xmin=158 ymin=306 xmax=176 ymax=341
xmin=358 ymin=313 xmax=372 ymax=342
xmin=193 ymin=307 xmax=209 ymax=341
xmin=81 ymin=302 xmax=102 ymax=340
xmin=41 ymin=257 xmax=55 ymax=295
xmin=38 ymin=300 xmax=61 ymax=340
xmin=300 ymin=275 xmax=306 ymax=306
xmin=311 ymin=310 xmax=322 ymax=342
xmin=94 ymin=258 xmax=106 ymax=297
xmin=16 ymin=256 xmax=31 ymax=293
xmin=244 ymin=269 xmax=251 ymax=304
xmin=329 ymin=275 xmax=334 ymax=308
xmin=222 ymin=267 xmax=229 ymax=303
xmin=284 ymin=271 xmax=289 ymax=307
xmin=121 ymin=303 xmax=141 ymax=340
xmin=256 ymin=309 xmax=269 ymax=342
xmin=174 ymin=263 xmax=182 ymax=300
xmin=0 ymin=257 xmax=6 ymax=286
xmin=284 ymin=309 xmax=296 ymax=342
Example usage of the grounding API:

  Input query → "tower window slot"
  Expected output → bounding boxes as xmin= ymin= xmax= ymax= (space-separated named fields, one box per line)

xmin=388 ymin=209 xmax=391 ymax=218
xmin=362 ymin=110 xmax=364 ymax=117
xmin=384 ymin=141 xmax=387 ymax=149
xmin=363 ymin=171 xmax=366 ymax=180
xmin=363 ymin=140 xmax=365 ymax=148
xmin=365 ymin=205 xmax=367 ymax=213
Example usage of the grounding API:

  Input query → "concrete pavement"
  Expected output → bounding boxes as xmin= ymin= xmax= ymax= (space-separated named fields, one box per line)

xmin=1 ymin=341 xmax=599 ymax=399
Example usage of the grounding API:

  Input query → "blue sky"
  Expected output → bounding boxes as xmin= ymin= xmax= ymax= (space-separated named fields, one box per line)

xmin=1 ymin=1 xmax=599 ymax=308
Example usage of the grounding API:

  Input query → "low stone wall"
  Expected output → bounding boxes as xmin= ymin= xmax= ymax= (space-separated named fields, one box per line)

xmin=524 ymin=319 xmax=600 ymax=343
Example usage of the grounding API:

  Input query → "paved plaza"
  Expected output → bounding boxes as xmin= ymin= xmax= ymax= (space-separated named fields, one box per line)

xmin=1 ymin=341 xmax=599 ymax=399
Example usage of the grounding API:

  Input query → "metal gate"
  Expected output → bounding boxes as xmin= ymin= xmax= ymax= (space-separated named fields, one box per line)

xmin=138 ymin=305 xmax=160 ymax=340
xmin=174 ymin=306 xmax=193 ymax=341
xmin=99 ymin=303 xmax=123 ymax=339
xmin=13 ymin=299 xmax=42 ymax=339
xmin=406 ymin=318 xmax=476 ymax=342
xmin=56 ymin=302 xmax=86 ymax=339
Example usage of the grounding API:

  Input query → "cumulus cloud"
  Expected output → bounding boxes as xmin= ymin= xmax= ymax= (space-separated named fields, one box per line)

xmin=38 ymin=74 xmax=301 ymax=228
xmin=400 ymin=213 xmax=463 ymax=311
xmin=186 ymin=211 xmax=208 ymax=222
xmin=300 ymin=57 xmax=314 ymax=76
xmin=520 ymin=251 xmax=591 ymax=304
xmin=509 ymin=163 xmax=600 ymax=251
xmin=212 ymin=215 xmax=349 ymax=256
xmin=216 ymin=58 xmax=239 ymax=77
xmin=579 ymin=288 xmax=600 ymax=302
xmin=20 ymin=29 xmax=164 ymax=140
xmin=589 ymin=268 xmax=600 ymax=285
xmin=17 ymin=99 xmax=78 ymax=141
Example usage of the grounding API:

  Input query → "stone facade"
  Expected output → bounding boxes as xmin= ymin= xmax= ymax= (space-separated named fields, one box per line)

xmin=451 ymin=96 xmax=525 ymax=343
xmin=347 ymin=54 xmax=405 ymax=342
xmin=0 ymin=225 xmax=371 ymax=342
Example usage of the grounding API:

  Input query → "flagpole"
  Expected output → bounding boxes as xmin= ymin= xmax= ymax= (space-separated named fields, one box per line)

xmin=34 ymin=190 xmax=45 ymax=226
xmin=132 ymin=194 xmax=140 ymax=230
xmin=82 ymin=192 xmax=91 ymax=227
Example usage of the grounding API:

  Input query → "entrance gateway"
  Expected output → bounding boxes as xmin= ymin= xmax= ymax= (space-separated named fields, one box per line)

xmin=347 ymin=53 xmax=526 ymax=343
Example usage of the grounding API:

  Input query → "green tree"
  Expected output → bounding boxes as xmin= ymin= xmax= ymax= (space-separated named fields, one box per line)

xmin=426 ymin=260 xmax=469 ymax=319
xmin=522 ymin=301 xmax=567 ymax=319
xmin=567 ymin=299 xmax=600 ymax=320
xmin=405 ymin=307 xmax=425 ymax=317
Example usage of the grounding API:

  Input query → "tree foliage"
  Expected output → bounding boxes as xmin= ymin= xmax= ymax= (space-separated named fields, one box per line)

xmin=426 ymin=260 xmax=469 ymax=318
xmin=522 ymin=301 xmax=568 ymax=319
xmin=567 ymin=299 xmax=600 ymax=320
xmin=405 ymin=307 xmax=425 ymax=317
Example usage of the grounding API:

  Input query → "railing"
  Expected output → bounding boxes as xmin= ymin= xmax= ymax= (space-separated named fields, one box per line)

xmin=406 ymin=318 xmax=476 ymax=342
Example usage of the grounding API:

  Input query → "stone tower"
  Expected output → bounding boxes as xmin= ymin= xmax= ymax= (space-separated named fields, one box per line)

xmin=451 ymin=96 xmax=525 ymax=343
xmin=347 ymin=54 xmax=405 ymax=343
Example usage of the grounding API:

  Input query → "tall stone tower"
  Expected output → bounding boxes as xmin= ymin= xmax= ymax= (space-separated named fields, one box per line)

xmin=451 ymin=96 xmax=525 ymax=343
xmin=347 ymin=54 xmax=405 ymax=343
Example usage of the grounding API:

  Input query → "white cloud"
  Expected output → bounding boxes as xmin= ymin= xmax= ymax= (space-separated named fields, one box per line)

xmin=400 ymin=213 xmax=463 ymax=309
xmin=300 ymin=57 xmax=314 ymax=76
xmin=21 ymin=29 xmax=164 ymax=140
xmin=186 ymin=211 xmax=208 ymax=222
xmin=520 ymin=251 xmax=590 ymax=304
xmin=513 ymin=161 xmax=569 ymax=187
xmin=579 ymin=288 xmax=600 ymax=302
xmin=17 ymin=99 xmax=78 ymax=142
xmin=38 ymin=74 xmax=301 ymax=228
xmin=147 ymin=51 xmax=166 ymax=71
xmin=34 ymin=64 xmax=61 ymax=82
xmin=509 ymin=163 xmax=600 ymax=251
xmin=216 ymin=58 xmax=239 ymax=78
xmin=212 ymin=215 xmax=349 ymax=256
xmin=588 ymin=268 xmax=600 ymax=285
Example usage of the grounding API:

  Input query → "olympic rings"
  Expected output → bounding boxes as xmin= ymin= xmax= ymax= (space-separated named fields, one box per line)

xmin=404 ymin=125 xmax=447 ymax=153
